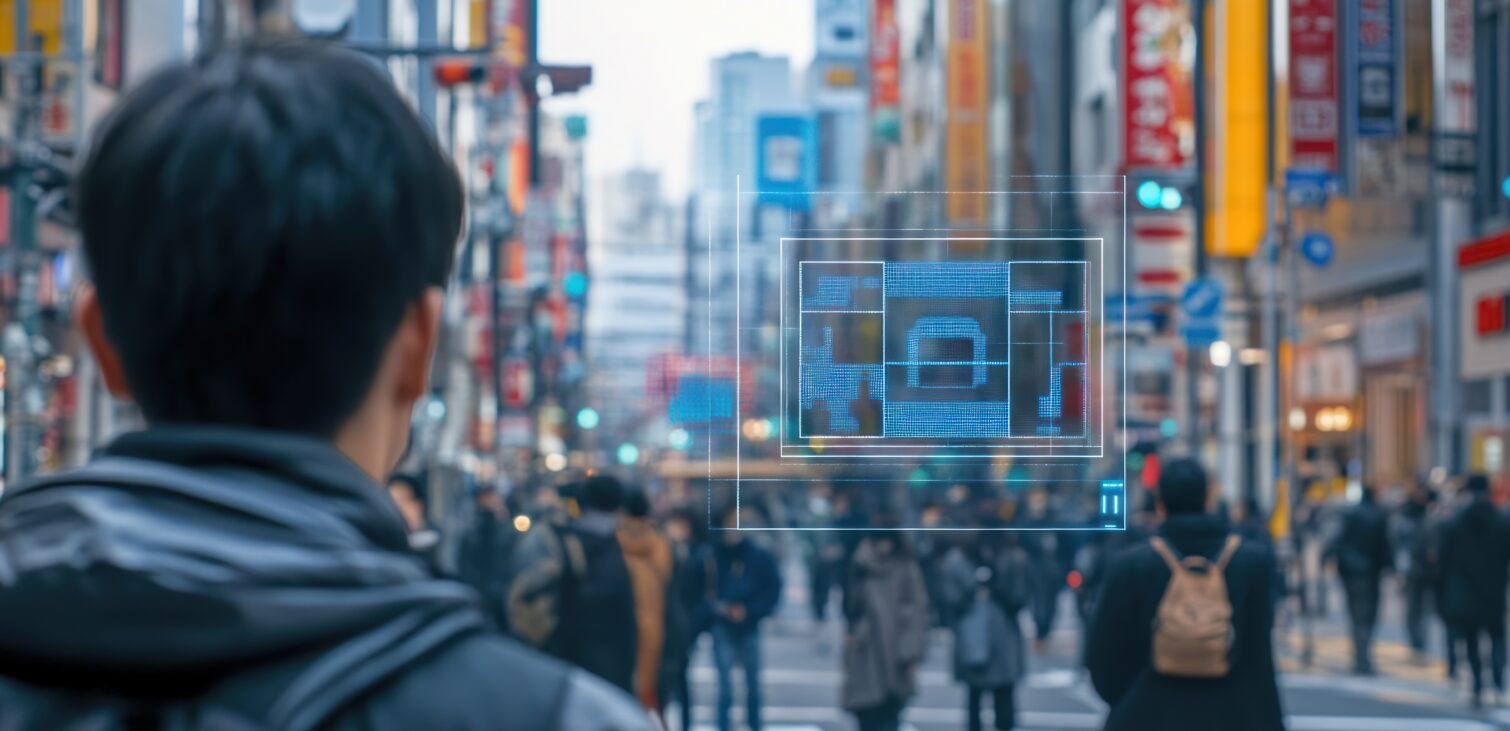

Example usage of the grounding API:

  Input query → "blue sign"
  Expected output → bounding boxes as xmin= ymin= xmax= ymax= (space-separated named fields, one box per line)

xmin=1300 ymin=232 xmax=1335 ymax=268
xmin=755 ymin=115 xmax=816 ymax=212
xmin=1181 ymin=322 xmax=1223 ymax=347
xmin=1180 ymin=277 xmax=1224 ymax=320
xmin=1284 ymin=168 xmax=1336 ymax=208
xmin=1351 ymin=0 xmax=1399 ymax=138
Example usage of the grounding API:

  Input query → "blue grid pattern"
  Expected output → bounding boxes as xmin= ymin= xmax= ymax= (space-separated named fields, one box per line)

xmin=885 ymin=262 xmax=1010 ymax=298
xmin=904 ymin=316 xmax=987 ymax=388
xmin=884 ymin=402 xmax=1014 ymax=437
xmin=799 ymin=327 xmax=883 ymax=435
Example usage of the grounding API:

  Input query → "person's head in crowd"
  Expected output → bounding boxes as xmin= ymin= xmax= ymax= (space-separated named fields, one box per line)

xmin=1466 ymin=473 xmax=1491 ymax=496
xmin=73 ymin=42 xmax=463 ymax=482
xmin=622 ymin=485 xmax=652 ymax=520
xmin=388 ymin=472 xmax=429 ymax=533
xmin=665 ymin=505 xmax=696 ymax=545
xmin=717 ymin=504 xmax=745 ymax=545
xmin=865 ymin=511 xmax=907 ymax=555
xmin=475 ymin=482 xmax=507 ymax=519
xmin=580 ymin=474 xmax=625 ymax=515
xmin=1157 ymin=458 xmax=1210 ymax=516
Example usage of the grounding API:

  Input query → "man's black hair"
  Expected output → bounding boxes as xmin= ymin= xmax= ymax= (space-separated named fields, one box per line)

xmin=580 ymin=475 xmax=624 ymax=513
xmin=75 ymin=42 xmax=463 ymax=435
xmin=622 ymin=485 xmax=651 ymax=518
xmin=1157 ymin=458 xmax=1209 ymax=515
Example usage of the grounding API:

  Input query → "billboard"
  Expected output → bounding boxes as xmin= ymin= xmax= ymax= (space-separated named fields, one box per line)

xmin=755 ymin=115 xmax=816 ymax=211
xmin=945 ymin=0 xmax=989 ymax=225
xmin=1351 ymin=0 xmax=1399 ymax=138
xmin=1290 ymin=0 xmax=1339 ymax=171
xmin=1206 ymin=0 xmax=1268 ymax=257
xmin=1122 ymin=0 xmax=1195 ymax=171
xmin=871 ymin=0 xmax=902 ymax=142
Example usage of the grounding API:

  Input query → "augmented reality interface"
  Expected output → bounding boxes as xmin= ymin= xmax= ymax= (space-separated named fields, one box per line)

xmin=694 ymin=179 xmax=1129 ymax=531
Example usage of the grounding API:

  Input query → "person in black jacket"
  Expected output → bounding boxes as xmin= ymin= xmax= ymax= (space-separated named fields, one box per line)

xmin=1325 ymin=486 xmax=1394 ymax=674
xmin=1086 ymin=458 xmax=1284 ymax=731
xmin=0 ymin=43 xmax=651 ymax=731
xmin=1439 ymin=474 xmax=1510 ymax=708
xmin=457 ymin=482 xmax=519 ymax=630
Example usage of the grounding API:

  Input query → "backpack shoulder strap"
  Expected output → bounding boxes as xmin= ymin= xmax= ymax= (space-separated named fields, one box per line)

xmin=1149 ymin=536 xmax=1184 ymax=574
xmin=1214 ymin=535 xmax=1243 ymax=571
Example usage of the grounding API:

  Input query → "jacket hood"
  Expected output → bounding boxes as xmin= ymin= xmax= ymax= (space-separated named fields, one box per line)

xmin=616 ymin=517 xmax=660 ymax=558
xmin=0 ymin=425 xmax=481 ymax=690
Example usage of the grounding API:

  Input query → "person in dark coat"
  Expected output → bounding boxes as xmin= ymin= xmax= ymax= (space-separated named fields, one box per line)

xmin=1439 ymin=474 xmax=1510 ymax=707
xmin=0 ymin=42 xmax=651 ymax=731
xmin=1087 ymin=459 xmax=1284 ymax=731
xmin=659 ymin=506 xmax=703 ymax=731
xmin=457 ymin=482 xmax=519 ymax=630
xmin=690 ymin=506 xmax=783 ymax=731
xmin=841 ymin=529 xmax=931 ymax=731
xmin=939 ymin=534 xmax=1032 ymax=731
xmin=1394 ymin=483 xmax=1436 ymax=658
xmin=1325 ymin=486 xmax=1394 ymax=674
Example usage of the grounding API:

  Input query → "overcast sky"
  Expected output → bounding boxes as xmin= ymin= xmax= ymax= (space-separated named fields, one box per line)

xmin=539 ymin=0 xmax=814 ymax=201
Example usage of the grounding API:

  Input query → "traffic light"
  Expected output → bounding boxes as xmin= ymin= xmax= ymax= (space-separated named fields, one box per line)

xmin=1135 ymin=180 xmax=1190 ymax=211
xmin=433 ymin=58 xmax=486 ymax=87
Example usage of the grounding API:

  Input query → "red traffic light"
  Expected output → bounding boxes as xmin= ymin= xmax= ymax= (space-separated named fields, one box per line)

xmin=434 ymin=59 xmax=486 ymax=87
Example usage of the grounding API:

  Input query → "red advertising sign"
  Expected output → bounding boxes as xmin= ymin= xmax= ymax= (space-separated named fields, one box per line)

xmin=870 ymin=0 xmax=900 ymax=109
xmin=1122 ymin=0 xmax=1194 ymax=171
xmin=1289 ymin=0 xmax=1338 ymax=170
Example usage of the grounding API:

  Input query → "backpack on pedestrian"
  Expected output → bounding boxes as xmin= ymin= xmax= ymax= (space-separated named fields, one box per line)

xmin=1148 ymin=535 xmax=1241 ymax=678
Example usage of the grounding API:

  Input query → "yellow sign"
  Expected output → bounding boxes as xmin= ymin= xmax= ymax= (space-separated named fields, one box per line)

xmin=1205 ymin=0 xmax=1268 ymax=257
xmin=0 ymin=0 xmax=65 ymax=55
xmin=945 ymin=0 xmax=989 ymax=226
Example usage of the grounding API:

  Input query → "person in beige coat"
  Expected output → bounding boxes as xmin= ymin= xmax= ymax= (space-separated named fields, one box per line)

xmin=619 ymin=486 xmax=675 ymax=710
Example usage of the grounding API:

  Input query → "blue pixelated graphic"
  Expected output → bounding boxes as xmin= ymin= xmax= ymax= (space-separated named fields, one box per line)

xmin=905 ymin=317 xmax=987 ymax=388
xmin=804 ymin=275 xmax=859 ymax=309
xmin=885 ymin=262 xmax=1009 ymax=298
xmin=1036 ymin=368 xmax=1062 ymax=435
xmin=884 ymin=402 xmax=1014 ymax=438
xmin=1013 ymin=290 xmax=1063 ymax=307
xmin=800 ymin=326 xmax=883 ymax=435
xmin=860 ymin=276 xmax=881 ymax=290
xmin=669 ymin=375 xmax=734 ymax=425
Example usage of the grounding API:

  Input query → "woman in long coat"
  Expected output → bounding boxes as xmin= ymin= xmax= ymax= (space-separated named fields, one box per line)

xmin=841 ymin=531 xmax=931 ymax=731
xmin=939 ymin=536 xmax=1031 ymax=731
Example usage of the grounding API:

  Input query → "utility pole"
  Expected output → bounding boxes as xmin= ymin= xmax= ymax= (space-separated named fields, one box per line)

xmin=5 ymin=2 xmax=45 ymax=485
xmin=1186 ymin=0 xmax=1208 ymax=453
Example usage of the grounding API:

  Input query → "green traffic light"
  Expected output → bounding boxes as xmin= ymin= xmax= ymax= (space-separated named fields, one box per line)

xmin=1137 ymin=181 xmax=1163 ymax=209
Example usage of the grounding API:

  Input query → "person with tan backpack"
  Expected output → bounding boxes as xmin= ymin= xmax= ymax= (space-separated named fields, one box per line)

xmin=1086 ymin=458 xmax=1285 ymax=730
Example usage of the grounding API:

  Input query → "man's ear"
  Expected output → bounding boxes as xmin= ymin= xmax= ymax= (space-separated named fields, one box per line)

xmin=74 ymin=286 xmax=133 ymax=400
xmin=394 ymin=287 xmax=444 ymax=404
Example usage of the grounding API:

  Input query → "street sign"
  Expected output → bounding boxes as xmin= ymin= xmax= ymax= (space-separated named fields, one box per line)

xmin=1181 ymin=322 xmax=1222 ymax=347
xmin=1180 ymin=277 xmax=1224 ymax=319
xmin=1300 ymin=231 xmax=1335 ymax=268
xmin=1284 ymin=168 xmax=1336 ymax=208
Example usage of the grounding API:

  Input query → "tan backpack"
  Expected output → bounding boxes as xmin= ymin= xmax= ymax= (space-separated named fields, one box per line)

xmin=1149 ymin=534 xmax=1242 ymax=678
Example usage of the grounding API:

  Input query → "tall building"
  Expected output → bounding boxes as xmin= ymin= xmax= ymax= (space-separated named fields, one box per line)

xmin=586 ymin=169 xmax=685 ymax=441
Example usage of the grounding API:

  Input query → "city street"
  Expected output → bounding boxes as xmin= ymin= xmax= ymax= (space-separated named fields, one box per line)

xmin=677 ymin=561 xmax=1510 ymax=731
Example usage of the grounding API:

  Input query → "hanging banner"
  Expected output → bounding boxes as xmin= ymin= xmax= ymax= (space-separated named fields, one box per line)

xmin=1289 ymin=0 xmax=1339 ymax=171
xmin=871 ymin=0 xmax=902 ymax=142
xmin=1352 ymin=0 xmax=1399 ymax=138
xmin=945 ymin=0 xmax=989 ymax=225
xmin=1122 ymin=0 xmax=1195 ymax=171
xmin=1433 ymin=0 xmax=1475 ymax=196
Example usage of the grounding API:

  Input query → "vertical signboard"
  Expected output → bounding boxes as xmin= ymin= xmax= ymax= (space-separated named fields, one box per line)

xmin=871 ymin=0 xmax=902 ymax=142
xmin=946 ymin=0 xmax=989 ymax=225
xmin=1122 ymin=0 xmax=1195 ymax=171
xmin=1207 ymin=0 xmax=1269 ymax=257
xmin=1289 ymin=0 xmax=1339 ymax=171
xmin=1433 ymin=0 xmax=1475 ymax=197
xmin=1352 ymin=0 xmax=1399 ymax=138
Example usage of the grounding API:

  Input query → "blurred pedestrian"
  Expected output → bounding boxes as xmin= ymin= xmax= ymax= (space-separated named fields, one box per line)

xmin=1394 ymin=482 xmax=1436 ymax=659
xmin=618 ymin=485 xmax=674 ymax=712
xmin=841 ymin=524 xmax=931 ymax=731
xmin=458 ymin=481 xmax=520 ymax=629
xmin=1439 ymin=474 xmax=1510 ymax=707
xmin=1086 ymin=459 xmax=1284 ymax=731
xmin=1325 ymin=485 xmax=1393 ymax=674
xmin=1019 ymin=488 xmax=1065 ymax=643
xmin=388 ymin=472 xmax=442 ymax=570
xmin=939 ymin=533 xmax=1032 ymax=731
xmin=797 ymin=482 xmax=843 ymax=629
xmin=0 ymin=42 xmax=651 ymax=729
xmin=691 ymin=506 xmax=783 ymax=731
xmin=659 ymin=506 xmax=703 ymax=731
xmin=510 ymin=475 xmax=639 ymax=693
